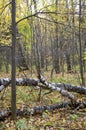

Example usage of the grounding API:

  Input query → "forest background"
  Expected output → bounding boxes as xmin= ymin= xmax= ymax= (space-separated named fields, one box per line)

xmin=0 ymin=0 xmax=86 ymax=129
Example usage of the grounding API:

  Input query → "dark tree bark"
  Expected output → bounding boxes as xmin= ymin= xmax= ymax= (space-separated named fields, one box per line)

xmin=53 ymin=0 xmax=60 ymax=73
xmin=0 ymin=101 xmax=86 ymax=121
xmin=17 ymin=42 xmax=29 ymax=70
xmin=5 ymin=48 xmax=9 ymax=73
xmin=79 ymin=0 xmax=85 ymax=85
xmin=83 ymin=42 xmax=86 ymax=72
xmin=11 ymin=0 xmax=16 ymax=120
xmin=44 ymin=21 xmax=49 ymax=71
xmin=66 ymin=53 xmax=72 ymax=72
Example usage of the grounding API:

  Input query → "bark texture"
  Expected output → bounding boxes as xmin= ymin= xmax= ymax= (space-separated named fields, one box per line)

xmin=0 ymin=101 xmax=86 ymax=121
xmin=0 ymin=76 xmax=86 ymax=121
xmin=0 ymin=77 xmax=86 ymax=95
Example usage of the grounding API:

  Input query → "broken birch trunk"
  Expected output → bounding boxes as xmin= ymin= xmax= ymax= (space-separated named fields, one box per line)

xmin=0 ymin=75 xmax=86 ymax=121
xmin=0 ymin=78 xmax=39 ymax=92
xmin=0 ymin=77 xmax=86 ymax=95
xmin=0 ymin=101 xmax=86 ymax=121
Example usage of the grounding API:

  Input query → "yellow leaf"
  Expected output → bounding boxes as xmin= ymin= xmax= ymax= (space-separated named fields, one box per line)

xmin=7 ymin=128 xmax=11 ymax=130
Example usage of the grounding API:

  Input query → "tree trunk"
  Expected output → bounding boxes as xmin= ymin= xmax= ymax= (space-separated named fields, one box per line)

xmin=11 ymin=0 xmax=16 ymax=120
xmin=79 ymin=0 xmax=85 ymax=85
xmin=53 ymin=0 xmax=60 ymax=73
xmin=0 ymin=101 xmax=86 ymax=121
xmin=66 ymin=54 xmax=72 ymax=72
xmin=0 ymin=77 xmax=86 ymax=94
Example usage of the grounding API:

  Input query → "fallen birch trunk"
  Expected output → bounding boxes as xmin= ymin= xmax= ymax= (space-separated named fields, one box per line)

xmin=39 ymin=76 xmax=86 ymax=95
xmin=38 ymin=76 xmax=75 ymax=101
xmin=0 ymin=77 xmax=86 ymax=95
xmin=0 ymin=101 xmax=86 ymax=121
xmin=0 ymin=79 xmax=11 ymax=92
xmin=0 ymin=78 xmax=39 ymax=86
xmin=0 ymin=78 xmax=39 ymax=92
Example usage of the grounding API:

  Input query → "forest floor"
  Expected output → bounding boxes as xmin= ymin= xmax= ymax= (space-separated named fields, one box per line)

xmin=0 ymin=71 xmax=86 ymax=130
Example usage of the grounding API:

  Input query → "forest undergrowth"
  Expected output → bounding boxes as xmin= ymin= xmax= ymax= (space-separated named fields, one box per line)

xmin=0 ymin=71 xmax=86 ymax=130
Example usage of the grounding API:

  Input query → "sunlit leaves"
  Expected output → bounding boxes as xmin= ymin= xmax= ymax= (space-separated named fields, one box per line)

xmin=0 ymin=0 xmax=32 ymax=46
xmin=16 ymin=118 xmax=27 ymax=130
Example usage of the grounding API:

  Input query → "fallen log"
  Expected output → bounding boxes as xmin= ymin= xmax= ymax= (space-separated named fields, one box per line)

xmin=0 ymin=77 xmax=86 ymax=95
xmin=0 ymin=78 xmax=39 ymax=86
xmin=56 ymin=83 xmax=86 ymax=94
xmin=0 ymin=78 xmax=39 ymax=92
xmin=38 ymin=76 xmax=76 ymax=101
xmin=0 ymin=101 xmax=86 ymax=121
xmin=0 ymin=79 xmax=11 ymax=92
xmin=39 ymin=76 xmax=86 ymax=95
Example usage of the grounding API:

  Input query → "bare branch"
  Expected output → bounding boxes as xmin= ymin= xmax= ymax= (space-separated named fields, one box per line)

xmin=16 ymin=11 xmax=56 ymax=24
xmin=0 ymin=2 xmax=12 ymax=15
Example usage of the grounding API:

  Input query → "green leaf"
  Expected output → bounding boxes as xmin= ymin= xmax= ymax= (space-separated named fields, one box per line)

xmin=60 ymin=128 xmax=65 ymax=130
xmin=16 ymin=118 xmax=27 ymax=130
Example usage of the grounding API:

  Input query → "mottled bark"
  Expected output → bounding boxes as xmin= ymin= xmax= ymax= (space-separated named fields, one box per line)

xmin=0 ymin=77 xmax=86 ymax=95
xmin=0 ymin=101 xmax=86 ymax=121
xmin=39 ymin=76 xmax=75 ymax=101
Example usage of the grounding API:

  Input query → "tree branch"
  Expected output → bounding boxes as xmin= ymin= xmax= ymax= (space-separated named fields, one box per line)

xmin=16 ymin=11 xmax=56 ymax=24
xmin=0 ymin=2 xmax=12 ymax=15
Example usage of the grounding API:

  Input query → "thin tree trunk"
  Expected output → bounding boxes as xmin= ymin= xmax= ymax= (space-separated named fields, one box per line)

xmin=33 ymin=0 xmax=41 ymax=78
xmin=53 ymin=0 xmax=60 ymax=73
xmin=11 ymin=0 xmax=16 ymax=120
xmin=65 ymin=0 xmax=72 ymax=73
xmin=79 ymin=0 xmax=85 ymax=85
xmin=66 ymin=54 xmax=72 ymax=72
